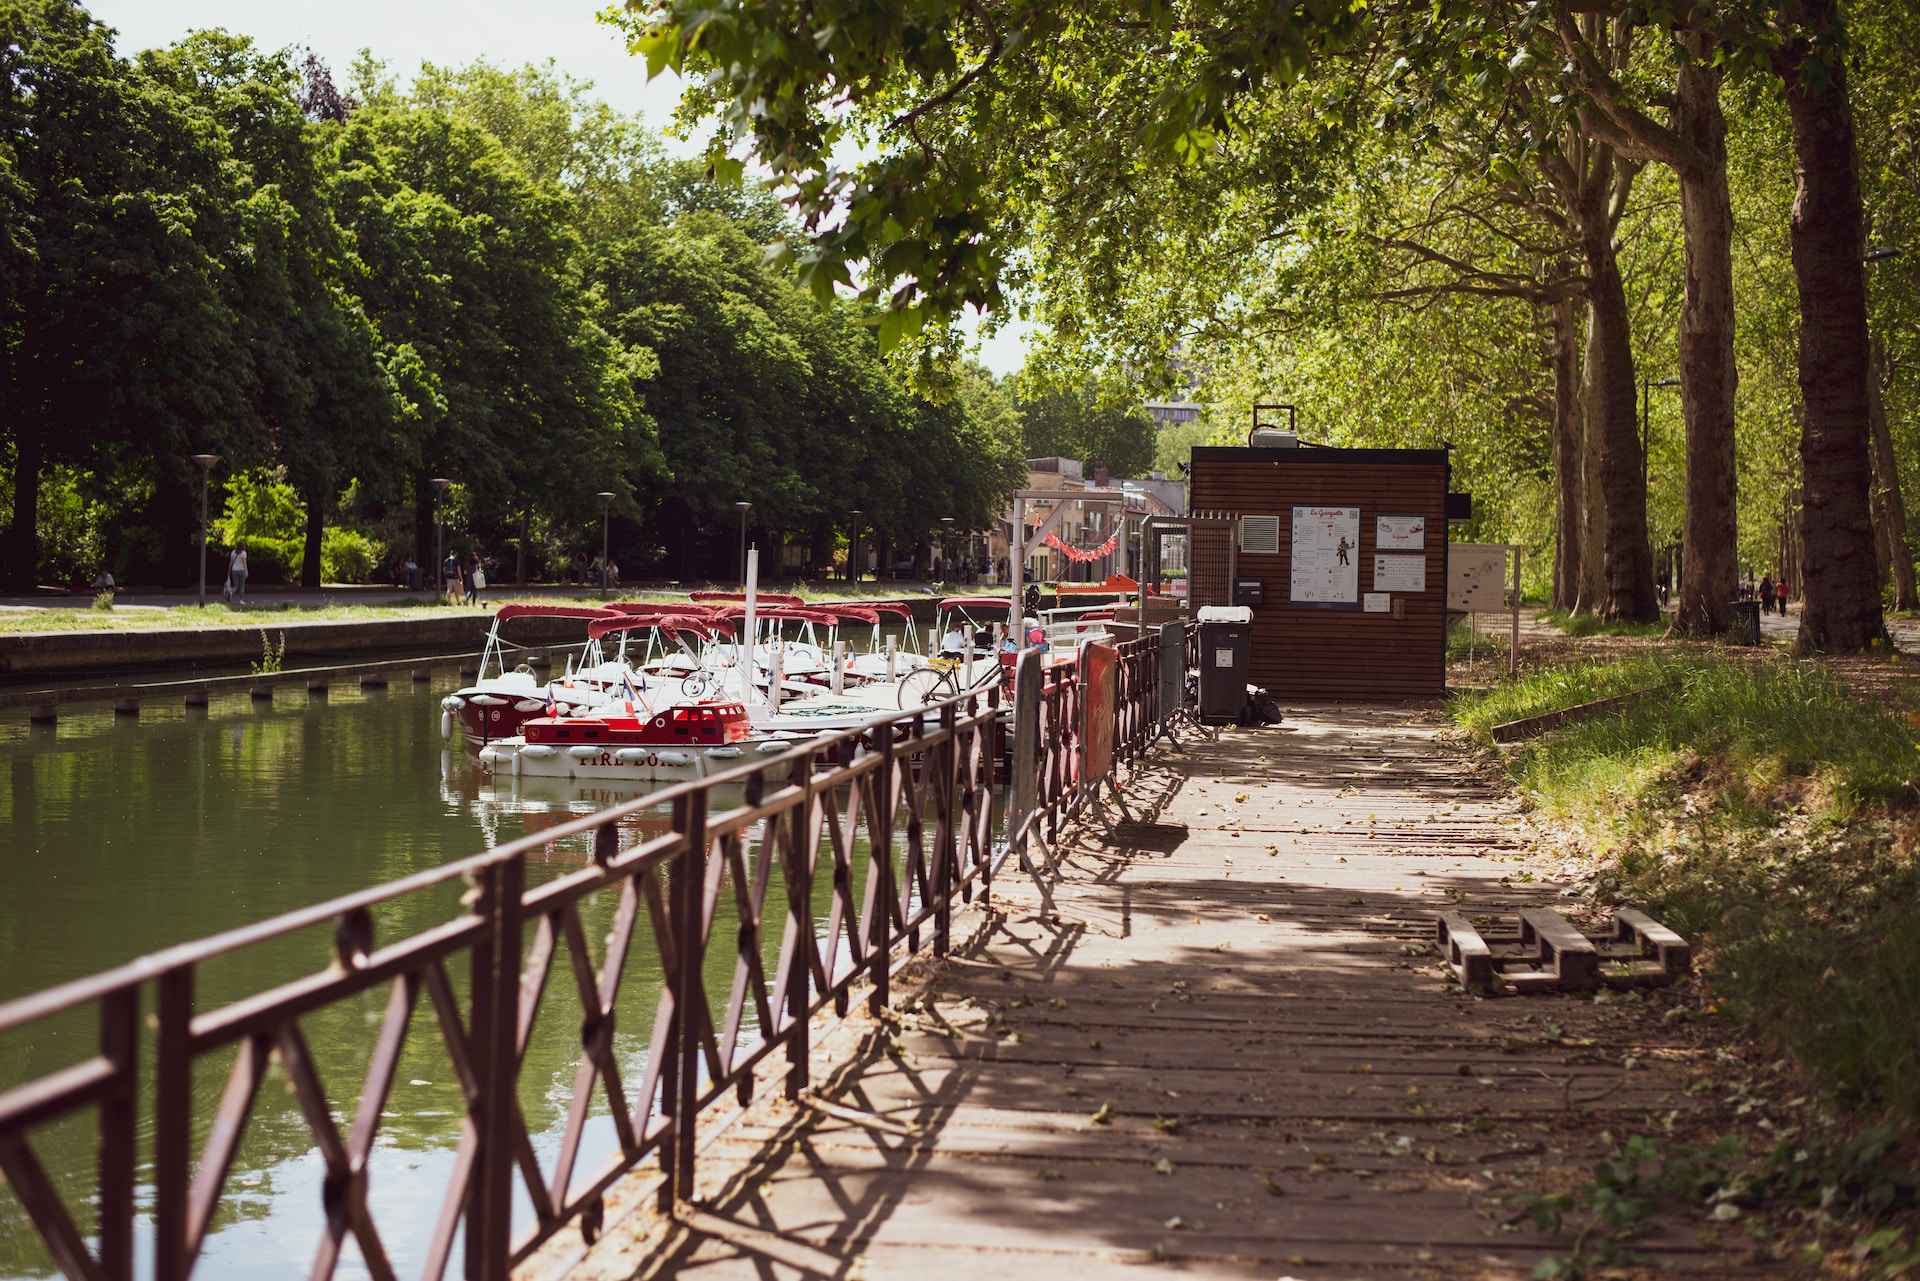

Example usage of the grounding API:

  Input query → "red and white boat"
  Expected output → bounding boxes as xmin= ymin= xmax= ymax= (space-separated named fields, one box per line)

xmin=476 ymin=698 xmax=807 ymax=782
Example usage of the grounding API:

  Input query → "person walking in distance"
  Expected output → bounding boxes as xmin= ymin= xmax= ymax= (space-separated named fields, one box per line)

xmin=469 ymin=554 xmax=486 ymax=604
xmin=443 ymin=550 xmax=460 ymax=604
xmin=1759 ymin=573 xmax=1775 ymax=617
xmin=226 ymin=544 xmax=249 ymax=604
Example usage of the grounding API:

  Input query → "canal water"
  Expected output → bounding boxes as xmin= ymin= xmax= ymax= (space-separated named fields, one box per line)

xmin=0 ymin=677 xmax=914 ymax=1279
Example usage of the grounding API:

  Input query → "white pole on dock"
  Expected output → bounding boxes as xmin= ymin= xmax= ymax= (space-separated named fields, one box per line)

xmin=1008 ymin=495 xmax=1025 ymax=643
xmin=740 ymin=548 xmax=761 ymax=710
xmin=886 ymin=636 xmax=898 ymax=682
xmin=831 ymin=640 xmax=846 ymax=694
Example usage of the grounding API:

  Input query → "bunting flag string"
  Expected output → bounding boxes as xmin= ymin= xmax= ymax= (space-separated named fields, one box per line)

xmin=1041 ymin=530 xmax=1118 ymax=563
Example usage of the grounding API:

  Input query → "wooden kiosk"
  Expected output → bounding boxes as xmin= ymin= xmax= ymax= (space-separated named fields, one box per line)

xmin=1186 ymin=443 xmax=1452 ymax=699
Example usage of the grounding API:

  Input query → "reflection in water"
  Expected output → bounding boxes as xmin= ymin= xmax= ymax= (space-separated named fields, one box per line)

xmin=0 ymin=682 xmax=904 ymax=1280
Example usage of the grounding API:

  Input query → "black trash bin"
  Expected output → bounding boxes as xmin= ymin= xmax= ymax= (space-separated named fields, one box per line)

xmin=1196 ymin=606 xmax=1253 ymax=725
xmin=1729 ymin=599 xmax=1761 ymax=646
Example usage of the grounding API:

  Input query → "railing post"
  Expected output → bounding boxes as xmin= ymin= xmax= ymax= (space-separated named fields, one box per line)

xmin=674 ymin=788 xmax=709 ymax=1204
xmin=153 ymin=967 xmax=192 ymax=1281
xmin=467 ymin=859 xmax=521 ymax=1281
xmin=869 ymin=721 xmax=896 ymax=1016
xmin=99 ymin=987 xmax=137 ymax=1281
xmin=784 ymin=753 xmax=812 ymax=1100
xmin=934 ymin=700 xmax=957 ymax=956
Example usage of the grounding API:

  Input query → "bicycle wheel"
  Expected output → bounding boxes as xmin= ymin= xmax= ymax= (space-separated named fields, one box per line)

xmin=681 ymin=672 xmax=712 ymax=699
xmin=897 ymin=667 xmax=947 ymax=709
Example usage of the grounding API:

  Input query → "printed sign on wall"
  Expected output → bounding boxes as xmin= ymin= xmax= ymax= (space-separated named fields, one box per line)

xmin=1290 ymin=505 xmax=1360 ymax=605
xmin=1372 ymin=553 xmax=1427 ymax=593
xmin=1376 ymin=514 xmax=1426 ymax=550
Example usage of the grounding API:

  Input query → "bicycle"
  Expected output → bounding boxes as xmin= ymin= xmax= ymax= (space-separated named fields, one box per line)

xmin=896 ymin=655 xmax=1002 ymax=709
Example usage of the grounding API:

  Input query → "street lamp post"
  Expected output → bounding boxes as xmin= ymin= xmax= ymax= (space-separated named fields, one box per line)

xmin=190 ymin=454 xmax=220 ymax=607
xmin=597 ymin=492 xmax=616 ymax=597
xmin=735 ymin=501 xmax=753 ymax=586
xmin=430 ymin=477 xmax=452 ymax=599
xmin=847 ymin=509 xmax=863 ymax=583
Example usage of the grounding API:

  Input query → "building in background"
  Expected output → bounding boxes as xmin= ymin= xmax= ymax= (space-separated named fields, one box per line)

xmin=987 ymin=458 xmax=1187 ymax=585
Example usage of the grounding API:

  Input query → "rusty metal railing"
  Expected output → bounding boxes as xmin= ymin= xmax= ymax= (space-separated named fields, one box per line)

xmin=0 ymin=623 xmax=1191 ymax=1281
xmin=0 ymin=687 xmax=1004 ymax=1281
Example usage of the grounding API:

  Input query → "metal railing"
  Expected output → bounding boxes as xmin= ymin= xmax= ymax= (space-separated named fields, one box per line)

xmin=0 ymin=623 xmax=1190 ymax=1281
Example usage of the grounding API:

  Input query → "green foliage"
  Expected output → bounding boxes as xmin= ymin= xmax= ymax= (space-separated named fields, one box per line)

xmin=3 ymin=9 xmax=1024 ymax=589
xmin=1521 ymin=1135 xmax=1744 ymax=1278
xmin=92 ymin=590 xmax=113 ymax=611
xmin=320 ymin=527 xmax=380 ymax=583
xmin=214 ymin=469 xmax=305 ymax=547
xmin=1013 ymin=374 xmax=1158 ymax=478
xmin=250 ymin=629 xmax=286 ymax=675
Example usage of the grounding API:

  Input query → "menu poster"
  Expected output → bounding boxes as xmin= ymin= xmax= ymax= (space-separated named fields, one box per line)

xmin=1290 ymin=505 xmax=1361 ymax=605
xmin=1372 ymin=553 xmax=1426 ymax=593
xmin=1376 ymin=514 xmax=1426 ymax=550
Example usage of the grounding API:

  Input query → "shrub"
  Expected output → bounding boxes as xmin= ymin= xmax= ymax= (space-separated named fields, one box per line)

xmin=321 ymin=527 xmax=381 ymax=584
xmin=92 ymin=590 xmax=114 ymax=611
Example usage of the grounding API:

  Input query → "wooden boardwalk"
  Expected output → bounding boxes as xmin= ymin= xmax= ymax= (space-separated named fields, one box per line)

xmin=548 ymin=703 xmax=1776 ymax=1280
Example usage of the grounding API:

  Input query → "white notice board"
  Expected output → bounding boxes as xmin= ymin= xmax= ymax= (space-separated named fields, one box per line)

xmin=1376 ymin=515 xmax=1426 ymax=550
xmin=1372 ymin=554 xmax=1426 ymax=593
xmin=1290 ymin=506 xmax=1360 ymax=605
xmin=1449 ymin=544 xmax=1509 ymax=612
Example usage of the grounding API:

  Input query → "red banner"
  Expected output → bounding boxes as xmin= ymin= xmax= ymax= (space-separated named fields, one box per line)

xmin=1042 ymin=530 xmax=1118 ymax=563
xmin=1080 ymin=642 xmax=1119 ymax=787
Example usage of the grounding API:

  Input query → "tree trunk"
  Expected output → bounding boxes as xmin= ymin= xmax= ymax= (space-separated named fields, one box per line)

xmin=1776 ymin=11 xmax=1886 ymax=652
xmin=413 ymin=470 xmax=434 ymax=569
xmin=1551 ymin=299 xmax=1584 ymax=611
xmin=1669 ymin=61 xmax=1739 ymax=636
xmin=1867 ymin=338 xmax=1917 ymax=609
xmin=1578 ymin=220 xmax=1659 ymax=621
xmin=4 ymin=428 xmax=43 ymax=590
xmin=300 ymin=488 xmax=325 ymax=588
xmin=1575 ymin=307 xmax=1609 ymax=614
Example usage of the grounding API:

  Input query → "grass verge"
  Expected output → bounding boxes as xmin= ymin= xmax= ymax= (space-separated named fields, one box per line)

xmin=1456 ymin=655 xmax=1920 ymax=1119
xmin=1539 ymin=606 xmax=1669 ymax=638
xmin=1460 ymin=655 xmax=1920 ymax=1271
xmin=0 ymin=582 xmax=939 ymax=634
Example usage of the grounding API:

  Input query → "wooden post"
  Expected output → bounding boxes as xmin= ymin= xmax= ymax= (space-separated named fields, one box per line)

xmin=830 ymin=640 xmax=845 ymax=694
xmin=1510 ymin=545 xmax=1521 ymax=678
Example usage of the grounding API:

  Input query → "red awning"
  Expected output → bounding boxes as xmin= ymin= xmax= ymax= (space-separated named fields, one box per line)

xmin=690 ymin=590 xmax=807 ymax=608
xmin=493 ymin=604 xmax=622 ymax=624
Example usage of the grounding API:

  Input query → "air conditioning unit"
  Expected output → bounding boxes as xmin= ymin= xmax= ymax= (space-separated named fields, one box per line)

xmin=1250 ymin=428 xmax=1298 ymax=448
xmin=1239 ymin=515 xmax=1280 ymax=554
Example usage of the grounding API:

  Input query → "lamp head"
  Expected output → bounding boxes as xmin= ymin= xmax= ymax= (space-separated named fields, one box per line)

xmin=190 ymin=453 xmax=220 ymax=469
xmin=734 ymin=500 xmax=752 ymax=512
xmin=430 ymin=477 xmax=453 ymax=491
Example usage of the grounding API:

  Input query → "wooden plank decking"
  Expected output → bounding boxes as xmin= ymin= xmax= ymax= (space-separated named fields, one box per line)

xmin=545 ymin=703 xmax=1779 ymax=1280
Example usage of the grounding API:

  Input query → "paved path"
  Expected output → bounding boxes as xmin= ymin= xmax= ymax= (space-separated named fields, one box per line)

xmin=556 ymin=704 xmax=1776 ymax=1280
